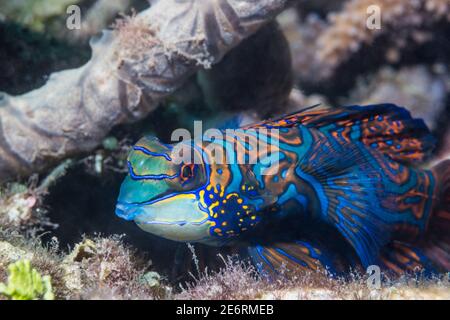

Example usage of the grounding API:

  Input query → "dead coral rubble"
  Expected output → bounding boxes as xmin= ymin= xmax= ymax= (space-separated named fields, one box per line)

xmin=1 ymin=232 xmax=449 ymax=300
xmin=176 ymin=256 xmax=266 ymax=300
xmin=74 ymin=236 xmax=167 ymax=300
xmin=175 ymin=255 xmax=450 ymax=300
xmin=0 ymin=233 xmax=166 ymax=300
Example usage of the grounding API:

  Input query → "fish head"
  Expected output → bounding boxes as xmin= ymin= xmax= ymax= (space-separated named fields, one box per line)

xmin=115 ymin=136 xmax=216 ymax=243
xmin=116 ymin=135 xmax=269 ymax=245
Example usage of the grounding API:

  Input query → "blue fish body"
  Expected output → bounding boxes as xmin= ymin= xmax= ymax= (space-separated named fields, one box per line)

xmin=116 ymin=104 xmax=450 ymax=277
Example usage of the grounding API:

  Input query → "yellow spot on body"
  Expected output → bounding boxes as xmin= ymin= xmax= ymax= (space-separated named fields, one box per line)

xmin=242 ymin=205 xmax=248 ymax=209
xmin=210 ymin=201 xmax=219 ymax=210
xmin=239 ymin=219 xmax=243 ymax=222
xmin=222 ymin=200 xmax=227 ymax=204
xmin=251 ymin=216 xmax=256 ymax=220
xmin=226 ymin=193 xmax=235 ymax=200
xmin=209 ymin=194 xmax=214 ymax=199
xmin=222 ymin=221 xmax=227 ymax=226
xmin=199 ymin=190 xmax=207 ymax=208
xmin=237 ymin=199 xmax=243 ymax=204
xmin=214 ymin=228 xmax=221 ymax=234
xmin=221 ymin=209 xmax=225 ymax=214
xmin=207 ymin=185 xmax=212 ymax=191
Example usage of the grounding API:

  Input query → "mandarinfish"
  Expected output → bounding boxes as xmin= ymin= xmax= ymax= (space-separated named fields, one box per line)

xmin=116 ymin=104 xmax=450 ymax=277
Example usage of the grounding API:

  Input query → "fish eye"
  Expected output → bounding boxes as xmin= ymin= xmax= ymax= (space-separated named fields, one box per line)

xmin=180 ymin=164 xmax=195 ymax=181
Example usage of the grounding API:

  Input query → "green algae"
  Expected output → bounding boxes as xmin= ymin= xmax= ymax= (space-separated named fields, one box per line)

xmin=0 ymin=259 xmax=54 ymax=300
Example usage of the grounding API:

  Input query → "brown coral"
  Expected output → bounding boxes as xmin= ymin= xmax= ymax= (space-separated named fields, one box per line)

xmin=290 ymin=0 xmax=450 ymax=83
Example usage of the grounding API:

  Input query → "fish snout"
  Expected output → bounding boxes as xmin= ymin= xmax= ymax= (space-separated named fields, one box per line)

xmin=115 ymin=202 xmax=143 ymax=221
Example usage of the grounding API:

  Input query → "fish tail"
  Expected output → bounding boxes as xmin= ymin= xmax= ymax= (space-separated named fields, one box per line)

xmin=379 ymin=160 xmax=450 ymax=275
xmin=422 ymin=159 xmax=450 ymax=270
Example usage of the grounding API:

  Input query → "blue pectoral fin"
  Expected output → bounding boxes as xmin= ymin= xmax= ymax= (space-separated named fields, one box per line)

xmin=248 ymin=241 xmax=343 ymax=279
xmin=379 ymin=241 xmax=440 ymax=276
xmin=298 ymin=138 xmax=397 ymax=268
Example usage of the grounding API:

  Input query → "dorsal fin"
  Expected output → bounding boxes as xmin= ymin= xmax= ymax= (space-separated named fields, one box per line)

xmin=244 ymin=103 xmax=436 ymax=165
xmin=242 ymin=103 xmax=325 ymax=129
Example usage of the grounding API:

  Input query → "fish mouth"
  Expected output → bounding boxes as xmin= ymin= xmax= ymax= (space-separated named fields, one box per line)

xmin=136 ymin=217 xmax=210 ymax=227
xmin=115 ymin=202 xmax=209 ymax=226
xmin=115 ymin=201 xmax=208 ymax=225
xmin=115 ymin=202 xmax=140 ymax=221
xmin=115 ymin=195 xmax=212 ymax=242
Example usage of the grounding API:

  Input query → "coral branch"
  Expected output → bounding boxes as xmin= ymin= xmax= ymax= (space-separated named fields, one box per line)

xmin=0 ymin=0 xmax=291 ymax=182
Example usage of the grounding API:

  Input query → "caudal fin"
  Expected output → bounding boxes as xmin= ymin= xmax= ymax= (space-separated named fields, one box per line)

xmin=422 ymin=160 xmax=450 ymax=270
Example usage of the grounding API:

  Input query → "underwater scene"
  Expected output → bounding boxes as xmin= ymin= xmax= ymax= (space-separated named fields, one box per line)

xmin=0 ymin=0 xmax=449 ymax=302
